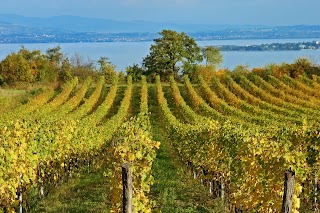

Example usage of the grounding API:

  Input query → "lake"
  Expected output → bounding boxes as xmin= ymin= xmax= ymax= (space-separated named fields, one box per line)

xmin=0 ymin=38 xmax=320 ymax=71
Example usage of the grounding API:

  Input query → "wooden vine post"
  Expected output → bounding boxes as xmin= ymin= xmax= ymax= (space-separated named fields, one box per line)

xmin=122 ymin=162 xmax=133 ymax=213
xmin=19 ymin=174 xmax=23 ymax=213
xmin=314 ymin=174 xmax=318 ymax=211
xmin=281 ymin=170 xmax=295 ymax=213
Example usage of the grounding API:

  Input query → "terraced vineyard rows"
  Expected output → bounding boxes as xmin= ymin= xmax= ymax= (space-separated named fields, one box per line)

xmin=0 ymin=73 xmax=320 ymax=212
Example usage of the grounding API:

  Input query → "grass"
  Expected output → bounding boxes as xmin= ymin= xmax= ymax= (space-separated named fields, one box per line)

xmin=103 ymin=85 xmax=126 ymax=120
xmin=88 ymin=84 xmax=110 ymax=115
xmin=0 ymin=88 xmax=33 ymax=114
xmin=148 ymin=84 xmax=227 ymax=213
xmin=0 ymin=82 xmax=58 ymax=114
xmin=130 ymin=84 xmax=141 ymax=116
xmin=29 ymin=167 xmax=111 ymax=213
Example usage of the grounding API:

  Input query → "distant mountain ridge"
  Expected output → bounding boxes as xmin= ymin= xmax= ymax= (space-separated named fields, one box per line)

xmin=0 ymin=14 xmax=264 ymax=33
xmin=0 ymin=14 xmax=320 ymax=43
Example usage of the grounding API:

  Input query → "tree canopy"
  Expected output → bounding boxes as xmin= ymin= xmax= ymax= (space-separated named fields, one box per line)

xmin=0 ymin=46 xmax=114 ymax=86
xmin=143 ymin=29 xmax=202 ymax=80
xmin=202 ymin=46 xmax=223 ymax=68
xmin=98 ymin=57 xmax=116 ymax=83
xmin=126 ymin=63 xmax=143 ymax=82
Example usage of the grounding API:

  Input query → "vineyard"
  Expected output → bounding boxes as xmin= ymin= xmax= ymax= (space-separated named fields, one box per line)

xmin=1 ymin=73 xmax=320 ymax=213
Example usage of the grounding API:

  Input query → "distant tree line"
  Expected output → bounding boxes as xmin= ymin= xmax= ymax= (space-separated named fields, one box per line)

xmin=0 ymin=30 xmax=224 ymax=86
xmin=219 ymin=41 xmax=320 ymax=51
xmin=126 ymin=30 xmax=320 ymax=83
xmin=0 ymin=46 xmax=120 ymax=86
xmin=2 ymin=30 xmax=320 ymax=87
xmin=250 ymin=58 xmax=320 ymax=79
xmin=203 ymin=58 xmax=320 ymax=85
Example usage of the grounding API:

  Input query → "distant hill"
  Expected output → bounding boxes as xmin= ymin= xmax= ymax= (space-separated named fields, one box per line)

xmin=0 ymin=14 xmax=258 ymax=33
xmin=0 ymin=22 xmax=69 ymax=34
xmin=0 ymin=14 xmax=320 ymax=43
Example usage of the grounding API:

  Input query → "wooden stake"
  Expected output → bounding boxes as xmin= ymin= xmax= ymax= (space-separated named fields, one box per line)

xmin=122 ymin=162 xmax=132 ymax=213
xmin=282 ymin=170 xmax=295 ymax=213
xmin=19 ymin=174 xmax=23 ymax=213
xmin=315 ymin=174 xmax=318 ymax=211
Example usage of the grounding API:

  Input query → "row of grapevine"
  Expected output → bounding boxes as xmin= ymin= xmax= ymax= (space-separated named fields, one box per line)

xmin=0 ymin=76 xmax=130 ymax=210
xmin=221 ymin=75 xmax=303 ymax=124
xmin=209 ymin=75 xmax=286 ymax=125
xmin=0 ymin=87 xmax=55 ymax=123
xmin=169 ymin=76 xmax=209 ymax=124
xmin=0 ymin=77 xmax=80 ymax=128
xmin=249 ymin=74 xmax=317 ymax=110
xmin=157 ymin=74 xmax=320 ymax=212
xmin=68 ymin=76 xmax=105 ymax=120
xmin=197 ymin=75 xmax=284 ymax=126
xmin=26 ymin=77 xmax=94 ymax=124
xmin=281 ymin=75 xmax=320 ymax=99
xmin=80 ymin=76 xmax=119 ymax=126
xmin=298 ymin=75 xmax=316 ymax=87
xmin=184 ymin=75 xmax=228 ymax=122
xmin=45 ymin=77 xmax=93 ymax=122
xmin=267 ymin=75 xmax=316 ymax=102
xmin=29 ymin=77 xmax=79 ymax=120
xmin=1 ymin=71 xmax=320 ymax=212
xmin=196 ymin=75 xmax=255 ymax=123
xmin=108 ymin=76 xmax=159 ymax=212
xmin=236 ymin=75 xmax=320 ymax=120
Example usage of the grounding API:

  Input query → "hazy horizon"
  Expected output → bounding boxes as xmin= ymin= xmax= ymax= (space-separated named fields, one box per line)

xmin=0 ymin=0 xmax=319 ymax=26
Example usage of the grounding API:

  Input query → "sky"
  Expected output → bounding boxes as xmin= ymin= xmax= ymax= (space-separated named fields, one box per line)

xmin=0 ymin=0 xmax=319 ymax=26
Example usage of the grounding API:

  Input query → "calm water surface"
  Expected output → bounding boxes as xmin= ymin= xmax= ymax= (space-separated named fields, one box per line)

xmin=0 ymin=38 xmax=320 ymax=71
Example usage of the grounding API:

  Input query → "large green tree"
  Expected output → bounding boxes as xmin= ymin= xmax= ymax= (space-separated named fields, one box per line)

xmin=143 ymin=30 xmax=202 ymax=80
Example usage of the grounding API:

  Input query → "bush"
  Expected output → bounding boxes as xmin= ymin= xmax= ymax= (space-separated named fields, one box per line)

xmin=0 ymin=53 xmax=36 ymax=85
